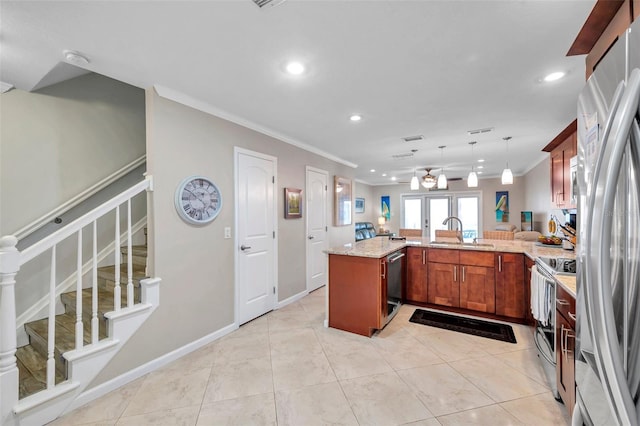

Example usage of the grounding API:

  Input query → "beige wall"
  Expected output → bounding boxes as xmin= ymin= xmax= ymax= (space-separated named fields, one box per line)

xmin=0 ymin=73 xmax=146 ymax=235
xmin=353 ymin=180 xmax=376 ymax=225
xmin=93 ymin=88 xmax=357 ymax=386
xmin=524 ymin=157 xmax=553 ymax=232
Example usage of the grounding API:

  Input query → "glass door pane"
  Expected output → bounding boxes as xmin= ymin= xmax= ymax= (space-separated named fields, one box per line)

xmin=428 ymin=197 xmax=451 ymax=241
xmin=457 ymin=196 xmax=479 ymax=242
xmin=403 ymin=198 xmax=423 ymax=230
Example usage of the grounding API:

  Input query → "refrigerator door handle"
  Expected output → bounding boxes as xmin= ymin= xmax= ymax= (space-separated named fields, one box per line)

xmin=591 ymin=69 xmax=640 ymax=426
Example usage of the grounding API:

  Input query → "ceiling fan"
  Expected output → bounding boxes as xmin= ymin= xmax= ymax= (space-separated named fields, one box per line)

xmin=397 ymin=168 xmax=462 ymax=187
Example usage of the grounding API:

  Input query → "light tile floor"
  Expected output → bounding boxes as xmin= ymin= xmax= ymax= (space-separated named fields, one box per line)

xmin=50 ymin=287 xmax=570 ymax=425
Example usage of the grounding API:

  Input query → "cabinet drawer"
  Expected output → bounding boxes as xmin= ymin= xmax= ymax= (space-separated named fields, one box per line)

xmin=427 ymin=248 xmax=459 ymax=264
xmin=556 ymin=283 xmax=576 ymax=327
xmin=459 ymin=250 xmax=494 ymax=267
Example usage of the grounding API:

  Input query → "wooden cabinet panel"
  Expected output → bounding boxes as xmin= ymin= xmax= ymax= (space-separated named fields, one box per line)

xmin=427 ymin=262 xmax=458 ymax=307
xmin=328 ymin=254 xmax=383 ymax=336
xmin=459 ymin=265 xmax=495 ymax=313
xmin=495 ymin=252 xmax=526 ymax=319
xmin=556 ymin=308 xmax=576 ymax=417
xmin=428 ymin=248 xmax=459 ymax=264
xmin=459 ymin=250 xmax=494 ymax=267
xmin=550 ymin=131 xmax=577 ymax=209
xmin=406 ymin=247 xmax=428 ymax=303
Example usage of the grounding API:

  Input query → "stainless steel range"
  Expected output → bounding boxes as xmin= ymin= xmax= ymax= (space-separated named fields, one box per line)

xmin=532 ymin=256 xmax=576 ymax=400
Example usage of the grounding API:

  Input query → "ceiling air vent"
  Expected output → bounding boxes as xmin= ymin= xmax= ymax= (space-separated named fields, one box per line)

xmin=467 ymin=127 xmax=494 ymax=135
xmin=402 ymin=135 xmax=424 ymax=143
xmin=392 ymin=152 xmax=415 ymax=160
xmin=252 ymin=0 xmax=287 ymax=7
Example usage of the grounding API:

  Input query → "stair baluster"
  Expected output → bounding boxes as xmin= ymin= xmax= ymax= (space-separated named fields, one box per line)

xmin=91 ymin=221 xmax=99 ymax=344
xmin=47 ymin=246 xmax=56 ymax=389
xmin=127 ymin=199 xmax=133 ymax=307
xmin=75 ymin=230 xmax=84 ymax=350
xmin=114 ymin=206 xmax=121 ymax=311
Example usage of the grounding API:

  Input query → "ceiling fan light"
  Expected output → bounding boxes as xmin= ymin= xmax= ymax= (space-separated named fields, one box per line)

xmin=467 ymin=171 xmax=478 ymax=187
xmin=410 ymin=175 xmax=419 ymax=190
xmin=501 ymin=167 xmax=513 ymax=185
xmin=422 ymin=176 xmax=436 ymax=189
xmin=437 ymin=173 xmax=447 ymax=189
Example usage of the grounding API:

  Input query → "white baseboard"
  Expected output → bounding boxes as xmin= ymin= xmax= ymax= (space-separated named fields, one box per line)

xmin=276 ymin=289 xmax=308 ymax=309
xmin=64 ymin=322 xmax=238 ymax=414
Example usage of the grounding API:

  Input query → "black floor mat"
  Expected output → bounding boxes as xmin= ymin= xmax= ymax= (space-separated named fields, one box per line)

xmin=409 ymin=309 xmax=517 ymax=343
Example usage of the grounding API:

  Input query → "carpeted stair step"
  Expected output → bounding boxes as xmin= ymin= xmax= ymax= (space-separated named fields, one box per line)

xmin=98 ymin=263 xmax=147 ymax=291
xmin=119 ymin=244 xmax=147 ymax=268
xmin=16 ymin=344 xmax=65 ymax=399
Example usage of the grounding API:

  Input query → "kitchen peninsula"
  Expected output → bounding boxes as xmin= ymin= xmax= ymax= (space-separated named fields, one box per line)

xmin=327 ymin=236 xmax=575 ymax=337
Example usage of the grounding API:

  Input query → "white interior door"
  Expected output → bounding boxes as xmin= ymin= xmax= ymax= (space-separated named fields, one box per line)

xmin=236 ymin=148 xmax=277 ymax=325
xmin=306 ymin=167 xmax=328 ymax=292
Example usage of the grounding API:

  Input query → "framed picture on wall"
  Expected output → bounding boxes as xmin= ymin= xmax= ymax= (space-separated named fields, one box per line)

xmin=284 ymin=188 xmax=302 ymax=219
xmin=355 ymin=197 xmax=365 ymax=213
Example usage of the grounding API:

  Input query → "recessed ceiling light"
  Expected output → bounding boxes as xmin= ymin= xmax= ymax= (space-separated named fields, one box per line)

xmin=478 ymin=171 xmax=484 ymax=174
xmin=477 ymin=165 xmax=484 ymax=169
xmin=478 ymin=159 xmax=485 ymax=163
xmin=391 ymin=176 xmax=397 ymax=181
xmin=543 ymin=71 xmax=566 ymax=82
xmin=382 ymin=173 xmax=387 ymax=177
xmin=350 ymin=114 xmax=362 ymax=122
xmin=285 ymin=61 xmax=305 ymax=75
xmin=63 ymin=50 xmax=89 ymax=65
xmin=370 ymin=169 xmax=376 ymax=173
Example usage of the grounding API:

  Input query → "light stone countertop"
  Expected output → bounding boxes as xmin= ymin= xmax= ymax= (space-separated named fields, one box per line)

xmin=327 ymin=236 xmax=577 ymax=297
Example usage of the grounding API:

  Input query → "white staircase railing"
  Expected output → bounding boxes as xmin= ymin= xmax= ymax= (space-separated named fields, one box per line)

xmin=0 ymin=176 xmax=153 ymax=426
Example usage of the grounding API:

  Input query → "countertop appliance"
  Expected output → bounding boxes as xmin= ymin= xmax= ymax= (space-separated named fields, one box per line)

xmin=574 ymin=18 xmax=640 ymax=426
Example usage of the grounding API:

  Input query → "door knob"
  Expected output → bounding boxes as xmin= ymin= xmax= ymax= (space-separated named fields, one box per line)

xmin=308 ymin=235 xmax=315 ymax=240
xmin=240 ymin=245 xmax=251 ymax=251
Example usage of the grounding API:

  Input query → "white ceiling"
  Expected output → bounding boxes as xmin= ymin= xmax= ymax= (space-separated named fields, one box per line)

xmin=0 ymin=0 xmax=596 ymax=185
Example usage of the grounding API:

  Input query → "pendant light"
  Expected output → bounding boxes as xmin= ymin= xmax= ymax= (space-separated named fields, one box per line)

xmin=422 ymin=168 xmax=437 ymax=189
xmin=437 ymin=146 xmax=447 ymax=189
xmin=501 ymin=136 xmax=513 ymax=185
xmin=410 ymin=167 xmax=419 ymax=190
xmin=467 ymin=141 xmax=478 ymax=188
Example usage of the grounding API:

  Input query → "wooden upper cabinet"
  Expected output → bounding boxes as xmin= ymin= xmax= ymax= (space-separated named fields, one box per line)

xmin=545 ymin=121 xmax=577 ymax=209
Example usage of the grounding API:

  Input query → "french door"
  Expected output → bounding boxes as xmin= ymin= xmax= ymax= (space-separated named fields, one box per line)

xmin=401 ymin=192 xmax=481 ymax=242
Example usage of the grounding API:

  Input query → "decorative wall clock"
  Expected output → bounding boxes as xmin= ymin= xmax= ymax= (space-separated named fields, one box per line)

xmin=174 ymin=176 xmax=222 ymax=225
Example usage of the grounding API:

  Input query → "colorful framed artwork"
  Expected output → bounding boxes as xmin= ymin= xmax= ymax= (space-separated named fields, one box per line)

xmin=496 ymin=191 xmax=509 ymax=222
xmin=381 ymin=195 xmax=390 ymax=221
xmin=355 ymin=197 xmax=365 ymax=213
xmin=284 ymin=188 xmax=302 ymax=219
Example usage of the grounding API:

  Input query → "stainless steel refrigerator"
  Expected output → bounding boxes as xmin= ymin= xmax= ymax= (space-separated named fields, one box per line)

xmin=574 ymin=18 xmax=640 ymax=426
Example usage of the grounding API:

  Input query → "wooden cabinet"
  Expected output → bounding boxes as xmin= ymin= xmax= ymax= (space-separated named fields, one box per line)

xmin=427 ymin=249 xmax=459 ymax=307
xmin=495 ymin=252 xmax=526 ymax=319
xmin=405 ymin=247 xmax=428 ymax=304
xmin=556 ymin=283 xmax=576 ymax=417
xmin=328 ymin=253 xmax=388 ymax=337
xmin=546 ymin=121 xmax=577 ymax=209
xmin=427 ymin=249 xmax=495 ymax=313
xmin=459 ymin=251 xmax=495 ymax=314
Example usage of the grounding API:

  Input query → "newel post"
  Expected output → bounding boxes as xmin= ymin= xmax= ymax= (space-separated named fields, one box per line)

xmin=0 ymin=235 xmax=20 ymax=425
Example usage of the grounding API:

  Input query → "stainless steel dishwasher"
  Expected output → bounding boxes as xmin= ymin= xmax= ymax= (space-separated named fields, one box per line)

xmin=385 ymin=250 xmax=405 ymax=324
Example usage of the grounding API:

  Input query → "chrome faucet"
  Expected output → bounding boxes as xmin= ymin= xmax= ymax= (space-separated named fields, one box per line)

xmin=442 ymin=216 xmax=464 ymax=243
